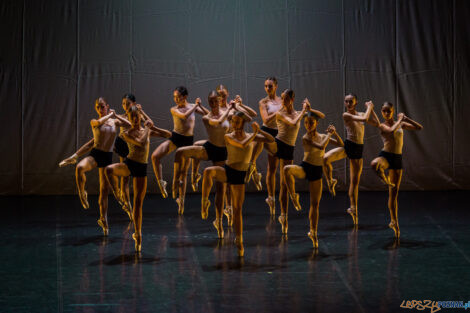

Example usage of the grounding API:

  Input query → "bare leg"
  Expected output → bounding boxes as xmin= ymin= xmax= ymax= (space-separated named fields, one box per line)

xmin=231 ymin=184 xmax=246 ymax=257
xmin=105 ymin=163 xmax=132 ymax=220
xmin=224 ymin=185 xmax=233 ymax=226
xmin=283 ymin=165 xmax=306 ymax=211
xmin=97 ymin=169 xmax=110 ymax=236
xmin=246 ymin=141 xmax=264 ymax=189
xmin=176 ymin=160 xmax=191 ymax=215
xmin=75 ymin=156 xmax=97 ymax=209
xmin=278 ymin=159 xmax=293 ymax=234
xmin=388 ymin=169 xmax=402 ymax=238
xmin=213 ymin=161 xmax=226 ymax=239
xmin=347 ymin=159 xmax=363 ymax=225
xmin=151 ymin=140 xmax=175 ymax=198
xmin=265 ymin=154 xmax=279 ymax=215
xmin=323 ymin=147 xmax=346 ymax=196
xmin=132 ymin=176 xmax=147 ymax=252
xmin=371 ymin=157 xmax=395 ymax=188
xmin=201 ymin=166 xmax=226 ymax=220
xmin=307 ymin=179 xmax=322 ymax=249
xmin=190 ymin=140 xmax=206 ymax=191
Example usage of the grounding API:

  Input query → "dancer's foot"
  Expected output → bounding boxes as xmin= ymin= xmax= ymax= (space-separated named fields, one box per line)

xmin=78 ymin=190 xmax=89 ymax=209
xmin=245 ymin=163 xmax=256 ymax=183
xmin=265 ymin=196 xmax=275 ymax=215
xmin=132 ymin=233 xmax=142 ymax=252
xmin=347 ymin=207 xmax=358 ymax=225
xmin=212 ymin=219 xmax=224 ymax=239
xmin=234 ymin=237 xmax=244 ymax=257
xmin=253 ymin=173 xmax=262 ymax=191
xmin=381 ymin=176 xmax=395 ymax=188
xmin=201 ymin=198 xmax=210 ymax=220
xmin=158 ymin=180 xmax=168 ymax=198
xmin=97 ymin=218 xmax=108 ymax=236
xmin=122 ymin=202 xmax=133 ymax=221
xmin=308 ymin=230 xmax=318 ymax=249
xmin=176 ymin=197 xmax=185 ymax=215
xmin=59 ymin=156 xmax=77 ymax=167
xmin=327 ymin=178 xmax=337 ymax=196
xmin=278 ymin=214 xmax=288 ymax=234
xmin=289 ymin=192 xmax=302 ymax=211
xmin=111 ymin=188 xmax=124 ymax=206
xmin=389 ymin=221 xmax=400 ymax=238
xmin=224 ymin=206 xmax=233 ymax=227
xmin=191 ymin=173 xmax=201 ymax=192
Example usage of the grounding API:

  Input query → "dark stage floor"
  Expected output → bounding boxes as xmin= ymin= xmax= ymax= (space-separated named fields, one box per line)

xmin=1 ymin=191 xmax=469 ymax=313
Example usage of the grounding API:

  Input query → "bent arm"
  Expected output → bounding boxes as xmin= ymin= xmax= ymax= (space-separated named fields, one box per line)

xmin=150 ymin=126 xmax=172 ymax=138
xmin=90 ymin=111 xmax=114 ymax=127
xmin=254 ymin=128 xmax=275 ymax=143
xmin=207 ymin=107 xmax=233 ymax=126
xmin=114 ymin=115 xmax=132 ymax=129
xmin=171 ymin=103 xmax=199 ymax=120
xmin=402 ymin=116 xmax=423 ymax=130
xmin=308 ymin=108 xmax=325 ymax=119
xmin=224 ymin=132 xmax=258 ymax=149
xmin=122 ymin=128 xmax=150 ymax=147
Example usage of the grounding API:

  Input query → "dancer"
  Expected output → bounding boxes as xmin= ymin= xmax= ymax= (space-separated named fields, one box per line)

xmin=200 ymin=112 xmax=274 ymax=256
xmin=105 ymin=105 xmax=171 ymax=252
xmin=370 ymin=102 xmax=422 ymax=238
xmin=284 ymin=112 xmax=343 ymax=248
xmin=246 ymin=77 xmax=282 ymax=192
xmin=323 ymin=95 xmax=375 ymax=225
xmin=151 ymin=86 xmax=209 ymax=198
xmin=74 ymin=97 xmax=131 ymax=235
xmin=172 ymin=91 xmax=235 ymax=220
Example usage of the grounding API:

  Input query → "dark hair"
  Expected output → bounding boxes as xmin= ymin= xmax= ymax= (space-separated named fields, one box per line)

xmin=95 ymin=97 xmax=107 ymax=106
xmin=345 ymin=93 xmax=357 ymax=101
xmin=283 ymin=89 xmax=295 ymax=100
xmin=175 ymin=86 xmax=188 ymax=97
xmin=383 ymin=101 xmax=393 ymax=108
xmin=306 ymin=111 xmax=320 ymax=120
xmin=208 ymin=90 xmax=218 ymax=102
xmin=122 ymin=93 xmax=136 ymax=102
xmin=266 ymin=76 xmax=278 ymax=85
xmin=234 ymin=110 xmax=249 ymax=122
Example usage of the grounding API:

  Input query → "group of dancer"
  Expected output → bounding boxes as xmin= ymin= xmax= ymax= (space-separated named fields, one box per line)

xmin=59 ymin=77 xmax=422 ymax=256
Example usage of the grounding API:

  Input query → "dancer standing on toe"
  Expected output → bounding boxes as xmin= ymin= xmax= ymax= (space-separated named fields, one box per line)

xmin=284 ymin=112 xmax=343 ymax=248
xmin=323 ymin=95 xmax=375 ymax=225
xmin=172 ymin=91 xmax=235 ymax=220
xmin=73 ymin=97 xmax=131 ymax=235
xmin=105 ymin=106 xmax=171 ymax=252
xmin=200 ymin=112 xmax=274 ymax=256
xmin=370 ymin=102 xmax=422 ymax=238
xmin=151 ymin=86 xmax=209 ymax=199
xmin=246 ymin=77 xmax=283 ymax=193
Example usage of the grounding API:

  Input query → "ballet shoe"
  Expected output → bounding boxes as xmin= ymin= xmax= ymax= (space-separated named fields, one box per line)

xmin=159 ymin=180 xmax=168 ymax=198
xmin=278 ymin=215 xmax=288 ymax=234
xmin=347 ymin=207 xmax=358 ymax=225
xmin=224 ymin=206 xmax=233 ymax=227
xmin=253 ymin=173 xmax=262 ymax=191
xmin=389 ymin=221 xmax=400 ymax=239
xmin=59 ymin=157 xmax=77 ymax=168
xmin=234 ymin=237 xmax=244 ymax=257
xmin=308 ymin=231 xmax=318 ymax=249
xmin=327 ymin=179 xmax=337 ymax=197
xmin=265 ymin=197 xmax=275 ymax=215
xmin=176 ymin=198 xmax=185 ymax=215
xmin=132 ymin=233 xmax=142 ymax=252
xmin=79 ymin=190 xmax=89 ymax=209
xmin=191 ymin=173 xmax=201 ymax=192
xmin=289 ymin=192 xmax=302 ymax=211
xmin=212 ymin=219 xmax=224 ymax=239
xmin=97 ymin=218 xmax=108 ymax=236
xmin=122 ymin=202 xmax=133 ymax=221
xmin=201 ymin=198 xmax=210 ymax=219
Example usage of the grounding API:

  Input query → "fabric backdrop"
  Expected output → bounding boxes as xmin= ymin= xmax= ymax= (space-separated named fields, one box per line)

xmin=1 ymin=0 xmax=469 ymax=195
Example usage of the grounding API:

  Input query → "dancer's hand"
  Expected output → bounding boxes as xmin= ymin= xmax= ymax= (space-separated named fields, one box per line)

xmin=235 ymin=95 xmax=242 ymax=104
xmin=302 ymin=99 xmax=310 ymax=111
xmin=229 ymin=100 xmax=237 ymax=109
xmin=136 ymin=103 xmax=142 ymax=111
xmin=195 ymin=98 xmax=202 ymax=106
xmin=365 ymin=101 xmax=373 ymax=108
xmin=109 ymin=109 xmax=116 ymax=117
xmin=398 ymin=113 xmax=404 ymax=121
xmin=252 ymin=122 xmax=260 ymax=133
xmin=327 ymin=125 xmax=336 ymax=134
xmin=144 ymin=120 xmax=154 ymax=129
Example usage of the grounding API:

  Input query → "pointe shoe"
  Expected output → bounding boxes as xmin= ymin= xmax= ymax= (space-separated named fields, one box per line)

xmin=327 ymin=179 xmax=337 ymax=197
xmin=122 ymin=202 xmax=133 ymax=221
xmin=265 ymin=197 xmax=275 ymax=215
xmin=290 ymin=192 xmax=302 ymax=211
xmin=132 ymin=233 xmax=142 ymax=252
xmin=201 ymin=198 xmax=210 ymax=219
xmin=97 ymin=219 xmax=109 ymax=236
xmin=253 ymin=173 xmax=262 ymax=191
xmin=176 ymin=197 xmax=185 ymax=215
xmin=347 ymin=207 xmax=358 ymax=225
xmin=59 ymin=157 xmax=77 ymax=167
xmin=278 ymin=215 xmax=288 ymax=234
xmin=389 ymin=221 xmax=400 ymax=238
xmin=191 ymin=173 xmax=201 ymax=192
xmin=234 ymin=237 xmax=244 ymax=257
xmin=79 ymin=190 xmax=89 ymax=209
xmin=212 ymin=219 xmax=224 ymax=239
xmin=159 ymin=180 xmax=168 ymax=198
xmin=224 ymin=206 xmax=233 ymax=227
xmin=308 ymin=231 xmax=318 ymax=249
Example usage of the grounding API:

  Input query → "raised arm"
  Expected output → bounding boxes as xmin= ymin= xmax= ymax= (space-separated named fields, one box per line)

xmin=234 ymin=95 xmax=257 ymax=117
xmin=122 ymin=127 xmax=150 ymax=147
xmin=194 ymin=98 xmax=210 ymax=115
xmin=343 ymin=101 xmax=374 ymax=122
xmin=326 ymin=125 xmax=344 ymax=147
xmin=367 ymin=108 xmax=381 ymax=127
xmin=304 ymin=99 xmax=325 ymax=119
xmin=90 ymin=110 xmax=114 ymax=127
xmin=114 ymin=113 xmax=132 ymax=129
xmin=224 ymin=126 xmax=259 ymax=149
xmin=401 ymin=115 xmax=423 ymax=131
xmin=306 ymin=133 xmax=331 ymax=150
xmin=145 ymin=120 xmax=171 ymax=138
xmin=253 ymin=122 xmax=275 ymax=143
xmin=205 ymin=101 xmax=235 ymax=126
xmin=277 ymin=101 xmax=309 ymax=126
xmin=379 ymin=113 xmax=404 ymax=133
xmin=171 ymin=102 xmax=200 ymax=120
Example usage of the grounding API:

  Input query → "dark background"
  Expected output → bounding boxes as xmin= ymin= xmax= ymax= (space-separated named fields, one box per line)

xmin=1 ymin=0 xmax=469 ymax=195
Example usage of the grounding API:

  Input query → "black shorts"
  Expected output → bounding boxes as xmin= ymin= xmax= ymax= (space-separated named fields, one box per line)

xmin=379 ymin=151 xmax=403 ymax=170
xmin=89 ymin=148 xmax=113 ymax=168
xmin=224 ymin=164 xmax=246 ymax=185
xmin=203 ymin=141 xmax=227 ymax=163
xmin=114 ymin=136 xmax=129 ymax=158
xmin=170 ymin=131 xmax=193 ymax=148
xmin=344 ymin=140 xmax=364 ymax=159
xmin=261 ymin=125 xmax=278 ymax=138
xmin=301 ymin=161 xmax=323 ymax=181
xmin=125 ymin=158 xmax=147 ymax=177
xmin=275 ymin=138 xmax=295 ymax=161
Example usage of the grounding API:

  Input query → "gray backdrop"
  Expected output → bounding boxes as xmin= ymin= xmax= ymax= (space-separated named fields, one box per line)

xmin=1 ymin=0 xmax=469 ymax=195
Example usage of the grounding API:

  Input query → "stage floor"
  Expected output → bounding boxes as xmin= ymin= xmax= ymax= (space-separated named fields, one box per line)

xmin=1 ymin=191 xmax=469 ymax=313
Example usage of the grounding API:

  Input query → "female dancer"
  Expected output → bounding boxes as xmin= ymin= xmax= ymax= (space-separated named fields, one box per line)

xmin=246 ymin=77 xmax=282 ymax=192
xmin=323 ymin=95 xmax=374 ymax=225
xmin=75 ymin=97 xmax=131 ymax=235
xmin=151 ymin=86 xmax=209 ymax=198
xmin=370 ymin=102 xmax=422 ymax=238
xmin=172 ymin=91 xmax=235 ymax=218
xmin=200 ymin=112 xmax=274 ymax=256
xmin=284 ymin=112 xmax=343 ymax=248
xmin=105 ymin=105 xmax=171 ymax=252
